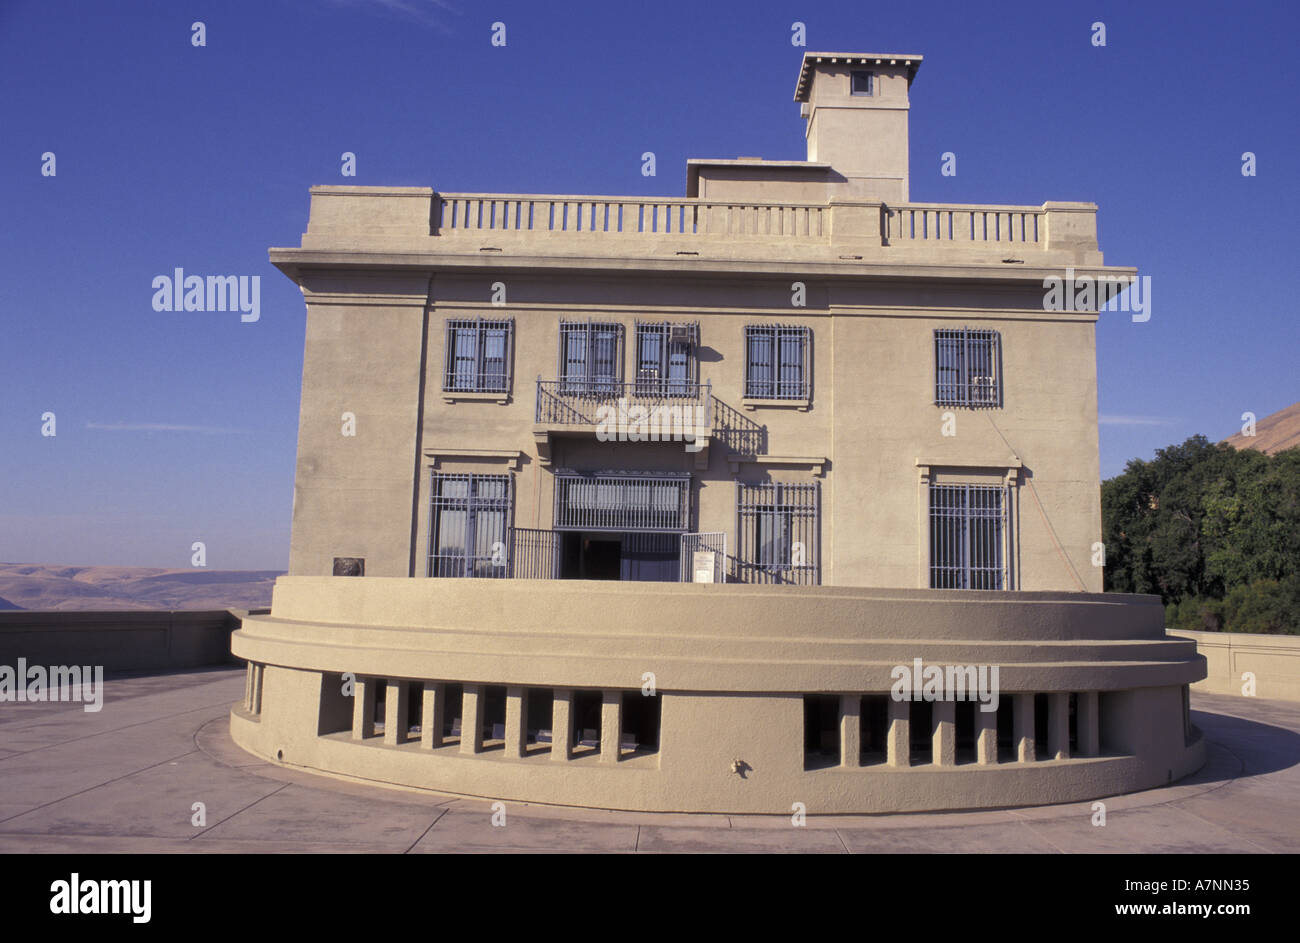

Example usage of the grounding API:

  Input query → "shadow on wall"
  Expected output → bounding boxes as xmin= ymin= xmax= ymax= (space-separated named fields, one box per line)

xmin=711 ymin=397 xmax=766 ymax=455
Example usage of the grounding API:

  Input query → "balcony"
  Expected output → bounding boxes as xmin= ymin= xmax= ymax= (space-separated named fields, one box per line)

xmin=533 ymin=378 xmax=713 ymax=469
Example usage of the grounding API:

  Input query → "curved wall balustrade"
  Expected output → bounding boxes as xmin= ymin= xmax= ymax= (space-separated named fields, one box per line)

xmin=230 ymin=577 xmax=1205 ymax=813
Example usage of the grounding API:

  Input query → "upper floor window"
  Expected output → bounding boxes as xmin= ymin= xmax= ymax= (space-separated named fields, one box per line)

xmin=558 ymin=320 xmax=623 ymax=395
xmin=735 ymin=481 xmax=820 ymax=585
xmin=443 ymin=318 xmax=513 ymax=393
xmin=428 ymin=472 xmax=513 ymax=578
xmin=745 ymin=324 xmax=811 ymax=401
xmin=635 ymin=321 xmax=699 ymax=396
xmin=929 ymin=483 xmax=1005 ymax=590
xmin=934 ymin=328 xmax=1002 ymax=407
xmin=851 ymin=71 xmax=874 ymax=96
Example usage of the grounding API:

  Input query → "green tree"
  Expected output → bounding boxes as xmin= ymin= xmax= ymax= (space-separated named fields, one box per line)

xmin=1103 ymin=436 xmax=1300 ymax=635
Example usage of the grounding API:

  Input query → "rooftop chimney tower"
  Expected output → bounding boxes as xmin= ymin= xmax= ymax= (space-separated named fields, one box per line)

xmin=794 ymin=52 xmax=922 ymax=203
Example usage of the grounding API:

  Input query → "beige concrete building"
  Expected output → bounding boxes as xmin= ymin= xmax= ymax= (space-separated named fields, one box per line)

xmin=232 ymin=52 xmax=1205 ymax=813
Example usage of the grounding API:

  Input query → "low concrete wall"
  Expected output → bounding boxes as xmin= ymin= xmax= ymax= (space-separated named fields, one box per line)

xmin=0 ymin=609 xmax=255 ymax=672
xmin=1176 ymin=629 xmax=1300 ymax=702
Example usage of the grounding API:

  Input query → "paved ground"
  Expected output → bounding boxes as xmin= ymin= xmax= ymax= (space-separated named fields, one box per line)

xmin=0 ymin=667 xmax=1297 ymax=853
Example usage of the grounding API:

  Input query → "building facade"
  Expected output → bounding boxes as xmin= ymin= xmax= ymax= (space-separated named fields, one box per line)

xmin=231 ymin=53 xmax=1205 ymax=813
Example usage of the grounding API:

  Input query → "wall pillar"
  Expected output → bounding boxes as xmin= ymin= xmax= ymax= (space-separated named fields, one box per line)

xmin=384 ymin=679 xmax=409 ymax=745
xmin=351 ymin=675 xmax=376 ymax=740
xmin=505 ymin=686 xmax=527 ymax=758
xmin=600 ymin=689 xmax=622 ymax=764
xmin=551 ymin=689 xmax=572 ymax=761
xmin=975 ymin=704 xmax=998 ymax=765
xmin=887 ymin=699 xmax=910 ymax=767
xmin=420 ymin=681 xmax=444 ymax=749
xmin=1014 ymin=693 xmax=1035 ymax=762
xmin=1077 ymin=691 xmax=1100 ymax=756
xmin=460 ymin=683 xmax=483 ymax=755
xmin=839 ymin=694 xmax=861 ymax=768
xmin=933 ymin=700 xmax=956 ymax=766
xmin=1048 ymin=693 xmax=1070 ymax=760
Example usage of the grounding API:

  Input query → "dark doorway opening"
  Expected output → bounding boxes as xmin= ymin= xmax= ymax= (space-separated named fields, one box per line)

xmin=583 ymin=539 xmax=622 ymax=579
xmin=558 ymin=531 xmax=680 ymax=582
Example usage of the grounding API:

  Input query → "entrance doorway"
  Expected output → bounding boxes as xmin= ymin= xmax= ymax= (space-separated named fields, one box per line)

xmin=559 ymin=532 xmax=679 ymax=582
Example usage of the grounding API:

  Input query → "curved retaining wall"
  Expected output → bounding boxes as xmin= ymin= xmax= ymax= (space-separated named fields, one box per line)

xmin=230 ymin=577 xmax=1206 ymax=814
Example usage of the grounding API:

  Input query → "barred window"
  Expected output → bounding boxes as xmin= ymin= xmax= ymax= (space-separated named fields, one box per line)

xmin=443 ymin=318 xmax=513 ymax=393
xmin=736 ymin=482 xmax=820 ymax=585
xmin=554 ymin=474 xmax=690 ymax=532
xmin=934 ymin=328 xmax=1001 ymax=407
xmin=428 ymin=473 xmax=513 ymax=578
xmin=745 ymin=325 xmax=811 ymax=400
xmin=635 ymin=321 xmax=698 ymax=396
xmin=558 ymin=320 xmax=623 ymax=394
xmin=929 ymin=484 xmax=1005 ymax=590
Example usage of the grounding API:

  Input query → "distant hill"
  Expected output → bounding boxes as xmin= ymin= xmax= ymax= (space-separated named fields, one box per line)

xmin=0 ymin=564 xmax=282 ymax=612
xmin=1223 ymin=401 xmax=1300 ymax=455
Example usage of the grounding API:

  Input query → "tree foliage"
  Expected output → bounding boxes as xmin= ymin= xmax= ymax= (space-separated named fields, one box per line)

xmin=1101 ymin=436 xmax=1300 ymax=634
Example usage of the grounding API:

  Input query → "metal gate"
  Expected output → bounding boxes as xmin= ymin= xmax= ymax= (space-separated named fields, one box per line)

xmin=509 ymin=527 xmax=560 ymax=580
xmin=680 ymin=532 xmax=726 ymax=583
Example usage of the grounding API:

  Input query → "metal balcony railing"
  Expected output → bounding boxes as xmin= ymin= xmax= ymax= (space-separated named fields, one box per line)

xmin=535 ymin=378 xmax=712 ymax=431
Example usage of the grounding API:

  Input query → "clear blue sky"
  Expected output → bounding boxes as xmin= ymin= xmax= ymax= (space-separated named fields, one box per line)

xmin=2 ymin=0 xmax=1297 ymax=569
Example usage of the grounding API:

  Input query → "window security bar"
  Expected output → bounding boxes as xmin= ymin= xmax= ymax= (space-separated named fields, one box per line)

xmin=554 ymin=474 xmax=691 ymax=532
xmin=735 ymin=481 xmax=820 ymax=585
xmin=427 ymin=473 xmax=513 ymax=578
xmin=635 ymin=320 xmax=700 ymax=397
xmin=928 ymin=483 xmax=1007 ymax=590
xmin=934 ymin=328 xmax=1001 ymax=407
xmin=557 ymin=320 xmax=624 ymax=395
xmin=443 ymin=318 xmax=513 ymax=393
xmin=745 ymin=324 xmax=811 ymax=400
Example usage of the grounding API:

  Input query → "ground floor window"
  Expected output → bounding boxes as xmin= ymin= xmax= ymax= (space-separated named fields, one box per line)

xmin=427 ymin=473 xmax=513 ymax=578
xmin=735 ymin=481 xmax=820 ymax=585
xmin=929 ymin=483 xmax=1006 ymax=590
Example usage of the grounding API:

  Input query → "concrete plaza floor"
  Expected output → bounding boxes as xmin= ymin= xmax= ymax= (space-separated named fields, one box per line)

xmin=0 ymin=667 xmax=1297 ymax=853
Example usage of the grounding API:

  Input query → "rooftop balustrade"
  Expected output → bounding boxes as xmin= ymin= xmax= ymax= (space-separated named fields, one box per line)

xmin=295 ymin=186 xmax=1104 ymax=265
